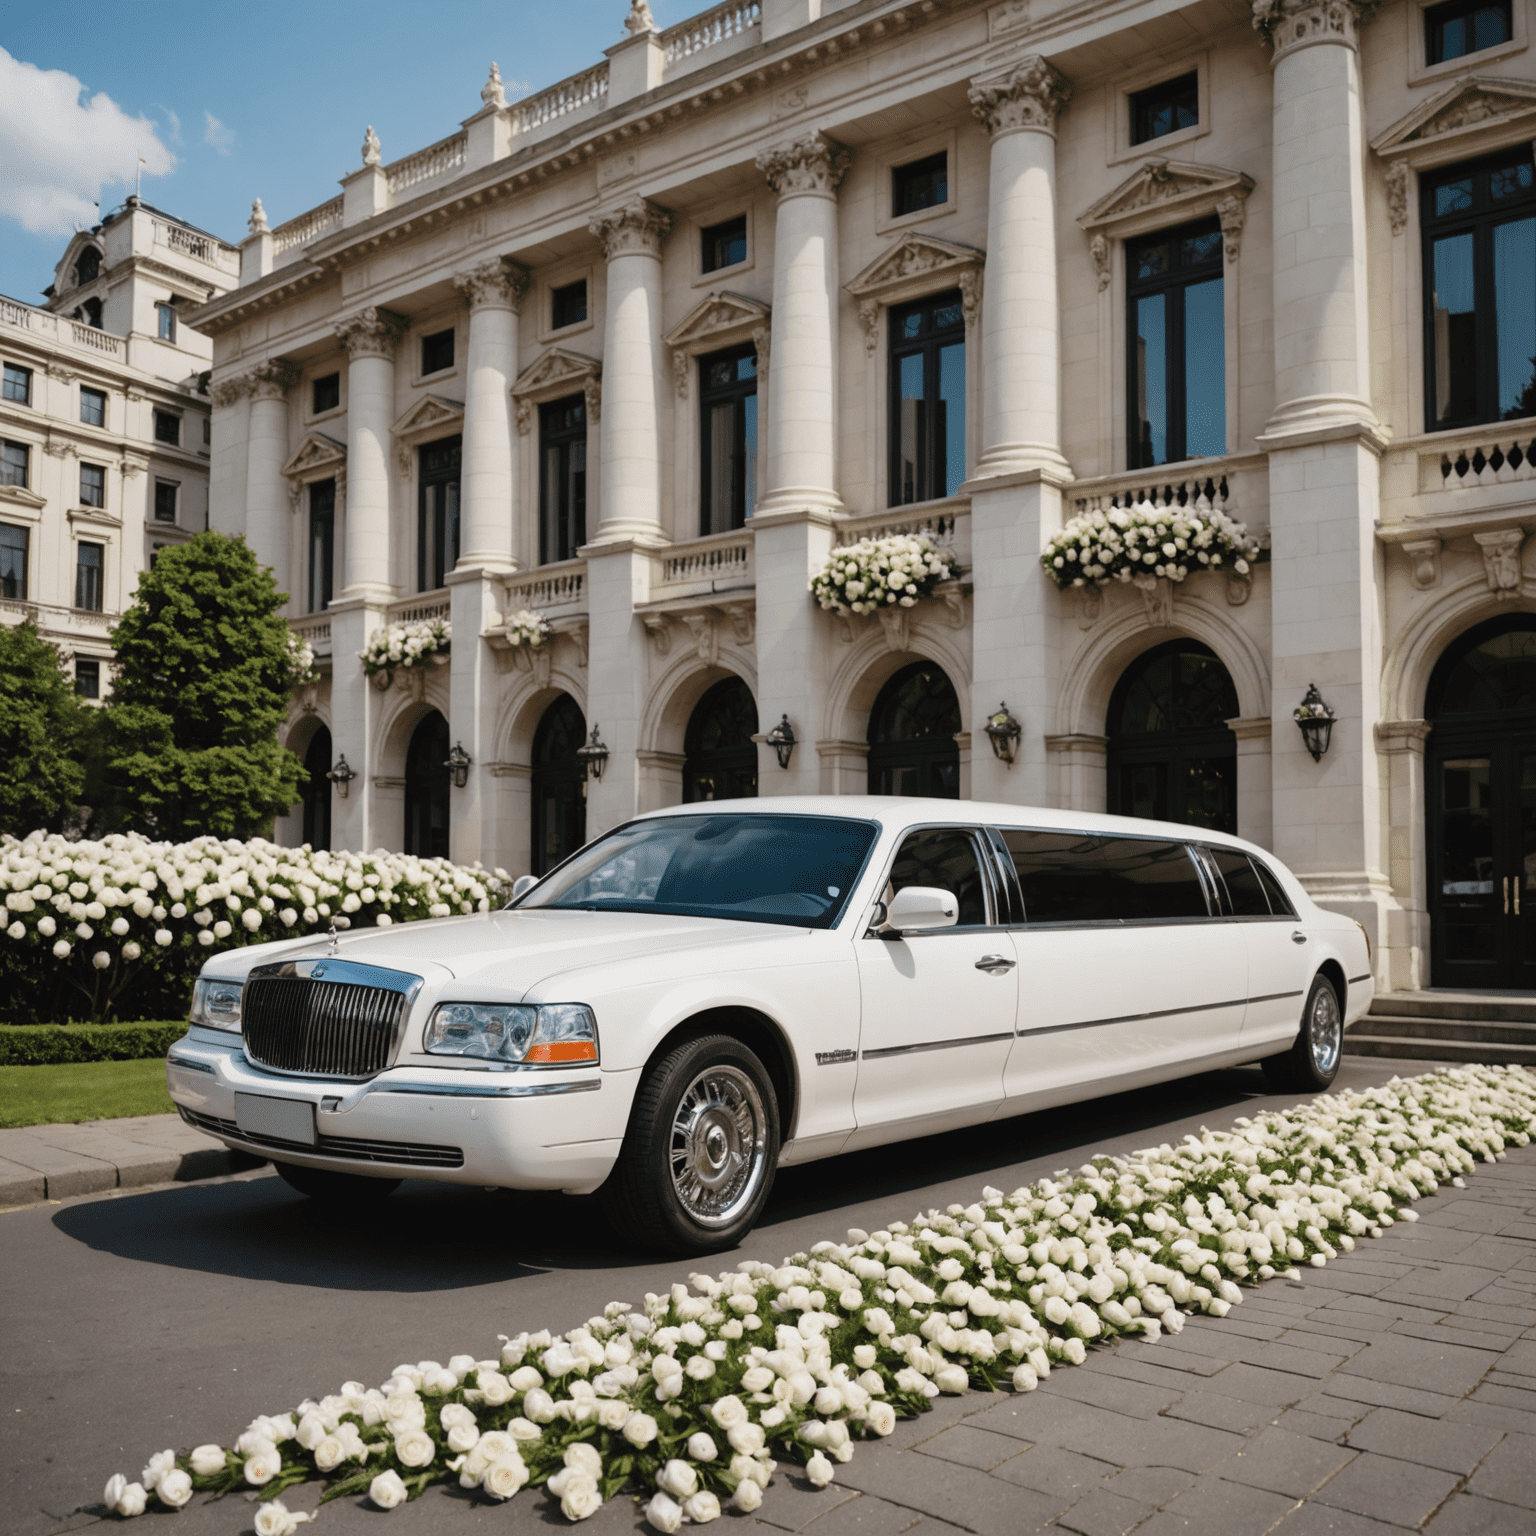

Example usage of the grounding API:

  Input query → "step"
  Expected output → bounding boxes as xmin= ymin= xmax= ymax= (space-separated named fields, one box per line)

xmin=1370 ymin=991 xmax=1536 ymax=1025
xmin=1343 ymin=1033 xmax=1536 ymax=1067
xmin=1348 ymin=1014 xmax=1536 ymax=1047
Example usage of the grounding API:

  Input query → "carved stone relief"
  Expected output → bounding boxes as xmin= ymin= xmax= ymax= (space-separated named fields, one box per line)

xmin=756 ymin=133 xmax=852 ymax=198
xmin=1402 ymin=537 xmax=1441 ymax=591
xmin=1475 ymin=528 xmax=1525 ymax=596
xmin=968 ymin=57 xmax=1072 ymax=137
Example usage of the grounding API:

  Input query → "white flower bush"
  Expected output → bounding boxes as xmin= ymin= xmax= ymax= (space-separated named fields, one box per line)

xmin=284 ymin=631 xmax=319 ymax=688
xmin=360 ymin=620 xmax=451 ymax=677
xmin=0 ymin=832 xmax=508 ymax=1021
xmin=811 ymin=535 xmax=955 ymax=616
xmin=100 ymin=1066 xmax=1536 ymax=1528
xmin=504 ymin=609 xmax=553 ymax=649
xmin=1041 ymin=501 xmax=1264 ymax=591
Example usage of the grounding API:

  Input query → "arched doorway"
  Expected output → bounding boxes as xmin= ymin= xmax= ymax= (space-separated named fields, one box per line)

xmin=404 ymin=710 xmax=450 ymax=859
xmin=1426 ymin=614 xmax=1536 ymax=989
xmin=301 ymin=726 xmax=332 ymax=850
xmin=683 ymin=677 xmax=758 ymax=802
xmin=1107 ymin=639 xmax=1238 ymax=832
xmin=531 ymin=694 xmax=587 ymax=875
xmin=867 ymin=661 xmax=961 ymax=798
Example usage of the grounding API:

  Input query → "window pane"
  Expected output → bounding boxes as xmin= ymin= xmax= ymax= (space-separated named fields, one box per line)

xmin=1183 ymin=277 xmax=1225 ymax=457
xmin=312 ymin=373 xmax=340 ymax=414
xmin=1432 ymin=232 xmax=1478 ymax=424
xmin=2 ymin=365 xmax=29 ymax=405
xmin=0 ymin=523 xmax=27 ymax=599
xmin=80 ymin=463 xmax=105 ymax=507
xmin=445 ymin=480 xmax=460 ymax=571
xmin=1493 ymin=217 xmax=1536 ymax=418
xmin=1252 ymin=860 xmax=1296 ymax=918
xmin=1134 ymin=293 xmax=1168 ymax=466
xmin=2 ymin=441 xmax=28 ymax=487
xmin=1003 ymin=830 xmax=1110 ymax=923
xmin=707 ymin=401 xmax=735 ymax=534
xmin=75 ymin=542 xmax=103 ymax=611
xmin=742 ymin=393 xmax=757 ymax=521
xmin=1130 ymin=73 xmax=1199 ymax=145
xmin=886 ymin=829 xmax=987 ymax=926
xmin=80 ymin=388 xmax=105 ymax=427
xmin=896 ymin=351 xmax=926 ymax=504
xmin=1208 ymin=849 xmax=1272 ymax=917
xmin=552 ymin=281 xmax=587 ymax=329
xmin=567 ymin=439 xmax=587 ymax=556
xmin=1094 ymin=838 xmax=1209 ymax=920
xmin=155 ymin=481 xmax=177 ymax=522
xmin=939 ymin=341 xmax=965 ymax=496
xmin=75 ymin=658 xmax=100 ymax=700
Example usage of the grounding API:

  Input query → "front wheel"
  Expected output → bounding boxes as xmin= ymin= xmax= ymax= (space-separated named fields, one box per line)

xmin=603 ymin=1033 xmax=779 ymax=1255
xmin=1261 ymin=974 xmax=1343 ymax=1093
xmin=272 ymin=1161 xmax=402 ymax=1206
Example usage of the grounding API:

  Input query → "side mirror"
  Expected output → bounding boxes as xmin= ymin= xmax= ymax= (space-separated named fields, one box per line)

xmin=885 ymin=885 xmax=959 ymax=933
xmin=510 ymin=874 xmax=538 ymax=900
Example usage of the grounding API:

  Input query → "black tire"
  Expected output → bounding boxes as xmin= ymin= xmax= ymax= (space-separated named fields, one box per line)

xmin=272 ymin=1160 xmax=402 ymax=1205
xmin=602 ymin=1033 xmax=779 ymax=1255
xmin=1261 ymin=973 xmax=1344 ymax=1093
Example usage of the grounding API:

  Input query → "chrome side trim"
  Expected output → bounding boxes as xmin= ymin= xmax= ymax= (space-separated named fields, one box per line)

xmin=862 ymin=1031 xmax=1014 ymax=1061
xmin=1348 ymin=972 xmax=1372 ymax=984
xmin=166 ymin=1053 xmax=215 ymax=1074
xmin=1016 ymin=993 xmax=1257 ymax=1039
xmin=365 ymin=1078 xmax=601 ymax=1099
xmin=1246 ymin=990 xmax=1306 ymax=1005
xmin=816 ymin=1049 xmax=858 ymax=1066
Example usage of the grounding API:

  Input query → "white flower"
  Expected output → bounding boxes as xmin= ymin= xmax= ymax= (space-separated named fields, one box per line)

xmin=559 ymin=1470 xmax=604 ymax=1520
xmin=866 ymin=1401 xmax=898 ymax=1434
xmin=394 ymin=1428 xmax=435 ymax=1467
xmin=104 ymin=1475 xmax=148 ymax=1517
xmin=370 ymin=1470 xmax=408 ymax=1510
xmin=254 ymin=1498 xmax=314 ymax=1536
xmin=141 ymin=1450 xmax=176 ymax=1490
xmin=623 ymin=1411 xmax=658 ymax=1447
xmin=682 ymin=1491 xmax=721 ymax=1523
xmin=244 ymin=1449 xmax=281 ymax=1486
xmin=656 ymin=1459 xmax=698 ymax=1500
xmin=156 ymin=1469 xmax=193 ymax=1509
xmin=645 ymin=1491 xmax=683 ymax=1533
xmin=481 ymin=1453 xmax=528 ymax=1500
xmin=732 ymin=1478 xmax=764 ymax=1512
xmin=805 ymin=1452 xmax=835 ymax=1487
xmin=52 ymin=939 xmax=71 ymax=958
xmin=687 ymin=1431 xmax=718 ymax=1461
xmin=188 ymin=1444 xmax=226 ymax=1476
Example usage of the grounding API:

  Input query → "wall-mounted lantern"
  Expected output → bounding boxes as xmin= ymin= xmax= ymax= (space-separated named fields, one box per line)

xmin=1294 ymin=684 xmax=1335 ymax=762
xmin=326 ymin=755 xmax=356 ymax=798
xmin=445 ymin=740 xmax=472 ymax=788
xmin=576 ymin=725 xmax=610 ymax=782
xmin=764 ymin=714 xmax=797 ymax=770
xmin=984 ymin=703 xmax=1022 ymax=766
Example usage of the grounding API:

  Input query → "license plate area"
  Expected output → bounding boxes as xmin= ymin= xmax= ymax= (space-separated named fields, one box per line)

xmin=235 ymin=1092 xmax=316 ymax=1146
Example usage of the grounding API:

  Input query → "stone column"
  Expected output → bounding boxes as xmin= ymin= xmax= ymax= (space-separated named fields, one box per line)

xmin=589 ymin=199 xmax=671 ymax=543
xmin=243 ymin=360 xmax=298 ymax=595
xmin=453 ymin=258 xmax=527 ymax=572
xmin=207 ymin=375 xmax=252 ymax=540
xmin=968 ymin=57 xmax=1072 ymax=479
xmin=756 ymin=134 xmax=849 ymax=515
xmin=335 ymin=306 xmax=405 ymax=599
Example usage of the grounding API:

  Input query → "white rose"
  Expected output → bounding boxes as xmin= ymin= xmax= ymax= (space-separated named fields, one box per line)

xmin=482 ymin=1454 xmax=528 ymax=1500
xmin=446 ymin=1423 xmax=478 ymax=1454
xmin=645 ymin=1492 xmax=683 ymax=1533
xmin=933 ymin=1363 xmax=970 ymax=1394
xmin=741 ymin=1366 xmax=774 ymax=1393
xmin=244 ymin=1449 xmax=281 ymax=1486
xmin=732 ymin=1478 xmax=764 ymax=1513
xmin=508 ymin=1417 xmax=542 ymax=1443
xmin=805 ymin=1452 xmax=835 ymax=1487
xmin=394 ymin=1429 xmax=435 ymax=1468
xmin=623 ymin=1411 xmax=658 ymax=1447
xmin=560 ymin=1472 xmax=603 ymax=1521
xmin=476 ymin=1369 xmax=514 ymax=1406
xmin=685 ymin=1354 xmax=716 ymax=1380
xmin=727 ymin=1422 xmax=765 ymax=1455
xmin=156 ymin=1468 xmax=193 ymax=1509
xmin=313 ymin=1436 xmax=348 ymax=1473
xmin=52 ymin=939 xmax=71 ymax=958
xmin=563 ymin=1441 xmax=602 ymax=1477
xmin=105 ymin=1476 xmax=148 ymax=1517
xmin=710 ymin=1395 xmax=748 ymax=1430
xmin=656 ymin=1459 xmax=698 ymax=1500
xmin=682 ymin=1491 xmax=721 ymax=1524
xmin=189 ymin=1444 xmax=226 ymax=1476
xmin=369 ymin=1470 xmax=408 ymax=1510
xmin=687 ymin=1432 xmax=718 ymax=1462
xmin=141 ymin=1450 xmax=176 ymax=1490
xmin=596 ymin=1398 xmax=629 ymax=1430
xmin=253 ymin=1500 xmax=299 ymax=1536
xmin=523 ymin=1388 xmax=557 ymax=1422
xmin=866 ymin=1401 xmax=898 ymax=1435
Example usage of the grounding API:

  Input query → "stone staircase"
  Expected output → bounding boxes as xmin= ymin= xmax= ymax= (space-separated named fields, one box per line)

xmin=1344 ymin=990 xmax=1536 ymax=1068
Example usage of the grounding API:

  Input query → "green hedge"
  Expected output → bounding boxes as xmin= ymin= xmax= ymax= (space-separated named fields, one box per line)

xmin=0 ymin=1022 xmax=186 ymax=1066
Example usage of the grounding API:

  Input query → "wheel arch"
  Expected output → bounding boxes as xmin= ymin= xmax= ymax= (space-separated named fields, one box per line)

xmin=639 ymin=1007 xmax=799 ymax=1141
xmin=1314 ymin=958 xmax=1347 ymax=1011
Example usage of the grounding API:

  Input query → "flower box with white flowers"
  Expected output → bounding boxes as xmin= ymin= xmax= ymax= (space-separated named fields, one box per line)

xmin=360 ymin=620 xmax=451 ymax=691
xmin=810 ymin=534 xmax=956 ymax=617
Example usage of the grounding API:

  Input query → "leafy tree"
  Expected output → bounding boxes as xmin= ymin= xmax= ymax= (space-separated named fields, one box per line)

xmin=91 ymin=532 xmax=306 ymax=838
xmin=0 ymin=622 xmax=87 ymax=835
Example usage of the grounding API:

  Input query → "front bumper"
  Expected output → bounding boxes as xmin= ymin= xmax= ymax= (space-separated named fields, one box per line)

xmin=166 ymin=1028 xmax=636 ymax=1194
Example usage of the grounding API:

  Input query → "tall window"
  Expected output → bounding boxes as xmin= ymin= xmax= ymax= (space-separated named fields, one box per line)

xmin=156 ymin=303 xmax=177 ymax=342
xmin=302 ymin=727 xmax=332 ymax=851
xmin=1426 ymin=0 xmax=1512 ymax=64
xmin=1130 ymin=73 xmax=1199 ymax=145
xmin=683 ymin=677 xmax=759 ymax=803
xmin=421 ymin=328 xmax=454 ymax=375
xmin=551 ymin=280 xmax=587 ymax=330
xmin=75 ymin=658 xmax=100 ymax=700
xmin=701 ymin=215 xmax=747 ymax=274
xmin=531 ymin=695 xmax=588 ymax=875
xmin=889 ymin=289 xmax=966 ymax=506
xmin=417 ymin=436 xmax=461 ymax=590
xmin=1128 ymin=218 xmax=1226 ymax=468
xmin=154 ymin=480 xmax=178 ymax=523
xmin=1423 ymin=147 xmax=1536 ymax=430
xmin=404 ymin=710 xmax=451 ymax=859
xmin=867 ymin=661 xmax=962 ymax=798
xmin=0 ymin=524 xmax=27 ymax=599
xmin=75 ymin=542 xmax=104 ymax=612
xmin=311 ymin=373 xmax=340 ymax=414
xmin=79 ymin=462 xmax=105 ymax=509
xmin=539 ymin=395 xmax=587 ymax=564
xmin=76 ymin=247 xmax=100 ymax=284
xmin=153 ymin=410 xmax=180 ymax=445
xmin=892 ymin=152 xmax=948 ymax=218
xmin=2 ymin=440 xmax=28 ymax=488
xmin=80 ymin=387 xmax=106 ymax=428
xmin=3 ymin=363 xmax=31 ymax=405
xmin=699 ymin=344 xmax=758 ymax=534
xmin=308 ymin=478 xmax=335 ymax=612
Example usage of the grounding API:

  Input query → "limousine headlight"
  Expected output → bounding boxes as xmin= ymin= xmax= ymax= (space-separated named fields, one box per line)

xmin=423 ymin=1002 xmax=599 ymax=1065
xmin=190 ymin=977 xmax=243 ymax=1032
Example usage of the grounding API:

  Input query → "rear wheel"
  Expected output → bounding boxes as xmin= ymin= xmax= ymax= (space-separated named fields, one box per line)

xmin=272 ymin=1161 xmax=402 ymax=1205
xmin=1261 ymin=974 xmax=1343 ymax=1093
xmin=603 ymin=1033 xmax=779 ymax=1255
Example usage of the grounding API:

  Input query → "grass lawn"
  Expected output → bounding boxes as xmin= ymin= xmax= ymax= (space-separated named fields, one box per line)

xmin=0 ymin=1058 xmax=174 ymax=1129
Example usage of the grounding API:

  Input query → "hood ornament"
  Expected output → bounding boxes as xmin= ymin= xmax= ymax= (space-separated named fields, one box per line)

xmin=327 ymin=918 xmax=340 ymax=957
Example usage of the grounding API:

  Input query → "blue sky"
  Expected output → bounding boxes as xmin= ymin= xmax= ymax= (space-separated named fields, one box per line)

xmin=0 ymin=1 xmax=691 ymax=305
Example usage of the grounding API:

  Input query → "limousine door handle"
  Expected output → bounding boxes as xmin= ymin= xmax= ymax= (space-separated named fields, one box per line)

xmin=1291 ymin=931 xmax=1308 ymax=945
xmin=975 ymin=954 xmax=1017 ymax=973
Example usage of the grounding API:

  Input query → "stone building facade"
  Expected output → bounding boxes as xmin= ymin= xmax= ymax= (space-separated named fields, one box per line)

xmin=190 ymin=0 xmax=1536 ymax=994
xmin=0 ymin=197 xmax=237 ymax=693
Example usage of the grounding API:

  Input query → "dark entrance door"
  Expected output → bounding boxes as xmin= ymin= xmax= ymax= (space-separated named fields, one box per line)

xmin=404 ymin=710 xmax=451 ymax=859
xmin=301 ymin=726 xmax=332 ymax=850
xmin=1427 ymin=616 xmax=1536 ymax=989
xmin=531 ymin=694 xmax=587 ymax=875
xmin=867 ymin=661 xmax=961 ymax=797
xmin=1107 ymin=639 xmax=1239 ymax=833
xmin=683 ymin=677 xmax=758 ymax=802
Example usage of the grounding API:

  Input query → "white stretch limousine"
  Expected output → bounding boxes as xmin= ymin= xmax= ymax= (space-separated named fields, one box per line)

xmin=167 ymin=799 xmax=1373 ymax=1251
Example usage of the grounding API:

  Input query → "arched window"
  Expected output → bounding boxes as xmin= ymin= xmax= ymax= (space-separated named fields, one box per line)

xmin=1424 ymin=615 xmax=1536 ymax=989
xmin=684 ymin=677 xmax=758 ymax=802
xmin=531 ymin=694 xmax=588 ymax=875
xmin=75 ymin=246 xmax=101 ymax=285
xmin=1107 ymin=639 xmax=1238 ymax=832
xmin=301 ymin=726 xmax=332 ymax=851
xmin=404 ymin=710 xmax=450 ymax=858
xmin=867 ymin=661 xmax=961 ymax=798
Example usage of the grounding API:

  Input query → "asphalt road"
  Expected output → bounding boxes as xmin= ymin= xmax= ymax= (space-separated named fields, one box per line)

xmin=0 ymin=1057 xmax=1452 ymax=1536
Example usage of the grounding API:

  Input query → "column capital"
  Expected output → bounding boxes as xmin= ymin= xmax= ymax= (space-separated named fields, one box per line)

xmin=453 ymin=257 xmax=532 ymax=311
xmin=756 ymin=132 xmax=852 ymax=199
xmin=247 ymin=359 xmax=301 ymax=402
xmin=588 ymin=198 xmax=673 ymax=260
xmin=1252 ymin=0 xmax=1378 ymax=62
xmin=335 ymin=306 xmax=407 ymax=360
xmin=209 ymin=374 xmax=251 ymax=408
xmin=969 ymin=57 xmax=1072 ymax=138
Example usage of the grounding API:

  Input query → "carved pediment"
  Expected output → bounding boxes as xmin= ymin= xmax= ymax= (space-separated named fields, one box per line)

xmin=1078 ymin=159 xmax=1255 ymax=238
xmin=845 ymin=233 xmax=984 ymax=301
xmin=0 ymin=481 xmax=47 ymax=512
xmin=391 ymin=394 xmax=464 ymax=444
xmin=281 ymin=432 xmax=346 ymax=482
xmin=1372 ymin=76 xmax=1536 ymax=156
xmin=664 ymin=292 xmax=770 ymax=351
xmin=510 ymin=349 xmax=601 ymax=434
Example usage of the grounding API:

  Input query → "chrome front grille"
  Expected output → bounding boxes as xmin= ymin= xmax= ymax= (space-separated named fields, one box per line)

xmin=242 ymin=959 xmax=421 ymax=1079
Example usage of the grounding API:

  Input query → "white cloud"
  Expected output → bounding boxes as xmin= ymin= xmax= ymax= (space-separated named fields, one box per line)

xmin=0 ymin=48 xmax=176 ymax=237
xmin=158 ymin=106 xmax=183 ymax=146
xmin=203 ymin=111 xmax=234 ymax=156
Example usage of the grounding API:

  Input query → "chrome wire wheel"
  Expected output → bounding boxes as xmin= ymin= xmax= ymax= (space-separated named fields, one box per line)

xmin=1308 ymin=983 xmax=1342 ymax=1078
xmin=668 ymin=1065 xmax=767 ymax=1230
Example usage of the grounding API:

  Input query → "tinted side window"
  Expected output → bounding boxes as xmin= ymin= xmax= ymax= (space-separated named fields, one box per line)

xmin=1096 ymin=838 xmax=1209 ymax=920
xmin=1003 ymin=830 xmax=1111 ymax=922
xmin=1002 ymin=830 xmax=1209 ymax=922
xmin=886 ymin=829 xmax=988 ymax=926
xmin=1252 ymin=859 xmax=1297 ymax=917
xmin=1207 ymin=848 xmax=1272 ymax=917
